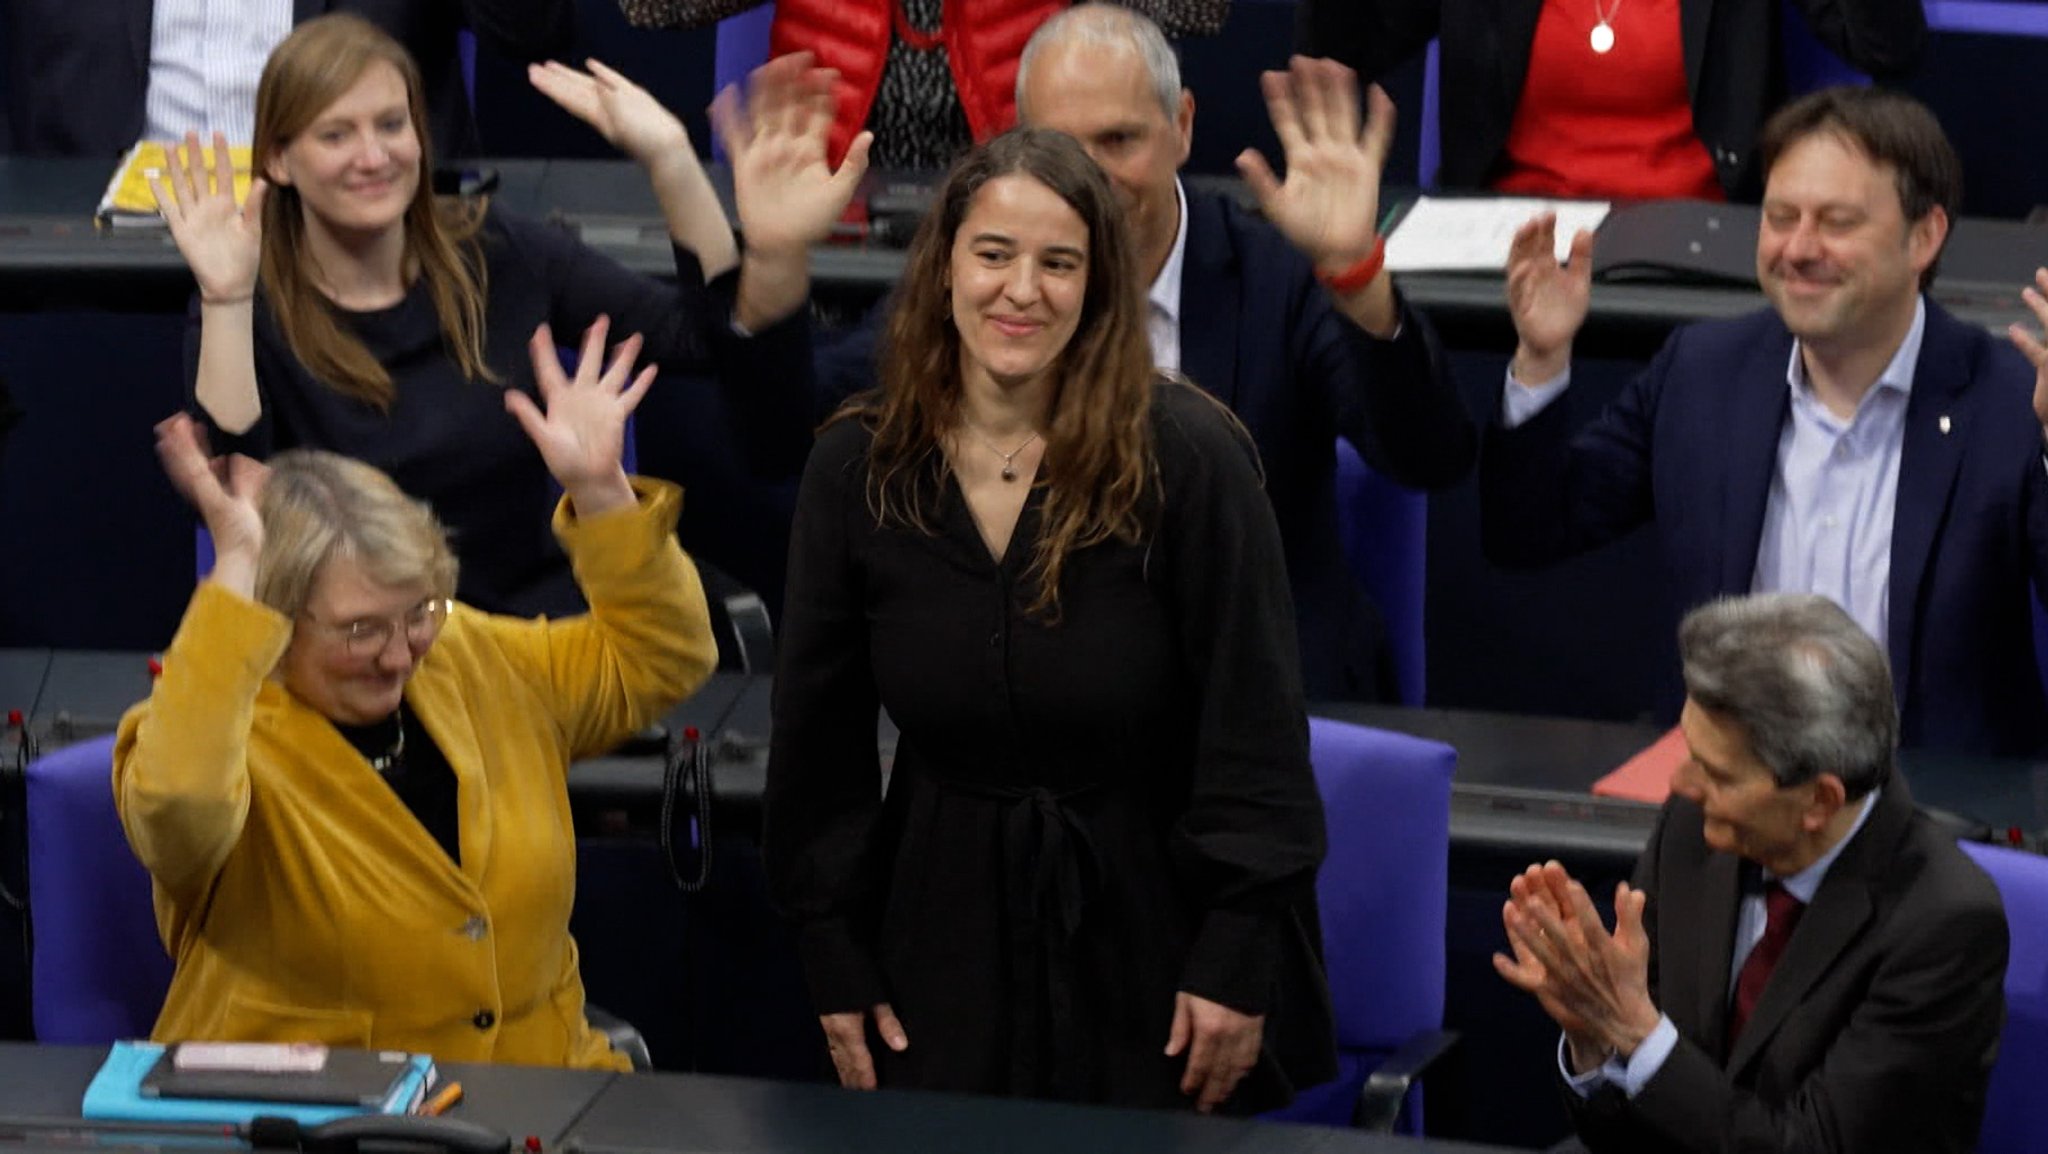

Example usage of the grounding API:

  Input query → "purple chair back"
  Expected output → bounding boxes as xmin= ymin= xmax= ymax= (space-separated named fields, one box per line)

xmin=710 ymin=6 xmax=776 ymax=162
xmin=24 ymin=734 xmax=173 ymax=1042
xmin=1334 ymin=439 xmax=1428 ymax=705
xmin=1268 ymin=717 xmax=1454 ymax=1126
xmin=1960 ymin=840 xmax=2048 ymax=1153
xmin=1310 ymin=717 xmax=1453 ymax=1048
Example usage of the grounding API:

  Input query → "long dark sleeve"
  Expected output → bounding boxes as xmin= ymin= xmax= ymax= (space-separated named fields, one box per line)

xmin=1295 ymin=0 xmax=1443 ymax=83
xmin=1311 ymin=287 xmax=1476 ymax=491
xmin=725 ymin=298 xmax=884 ymax=482
xmin=497 ymin=212 xmax=814 ymax=413
xmin=1154 ymin=384 xmax=1327 ymax=1015
xmin=1479 ymin=331 xmax=1673 ymax=569
xmin=459 ymin=0 xmax=577 ymax=62
xmin=763 ymin=420 xmax=889 ymax=1014
xmin=1791 ymin=0 xmax=1925 ymax=80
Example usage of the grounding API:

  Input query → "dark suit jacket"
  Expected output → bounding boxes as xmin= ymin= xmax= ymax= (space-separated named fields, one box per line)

xmin=2 ymin=0 xmax=575 ymax=157
xmin=736 ymin=185 xmax=1478 ymax=703
xmin=1482 ymin=301 xmax=2048 ymax=756
xmin=1569 ymin=779 xmax=2007 ymax=1154
xmin=1297 ymin=0 xmax=1924 ymax=198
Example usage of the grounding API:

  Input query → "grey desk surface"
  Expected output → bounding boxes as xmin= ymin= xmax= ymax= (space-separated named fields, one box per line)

xmin=563 ymin=1066 xmax=1524 ymax=1154
xmin=0 ymin=1043 xmax=1528 ymax=1154
xmin=8 ymin=155 xmax=2044 ymax=336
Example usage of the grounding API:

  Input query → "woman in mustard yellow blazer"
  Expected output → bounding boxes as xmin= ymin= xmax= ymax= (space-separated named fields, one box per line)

xmin=116 ymin=318 xmax=716 ymax=1069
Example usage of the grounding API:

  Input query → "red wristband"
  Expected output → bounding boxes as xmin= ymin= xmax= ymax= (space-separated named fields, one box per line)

xmin=1316 ymin=235 xmax=1387 ymax=294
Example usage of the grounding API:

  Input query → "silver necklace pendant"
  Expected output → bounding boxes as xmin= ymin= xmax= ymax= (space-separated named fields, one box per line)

xmin=1590 ymin=21 xmax=1616 ymax=52
xmin=1000 ymin=463 xmax=1019 ymax=482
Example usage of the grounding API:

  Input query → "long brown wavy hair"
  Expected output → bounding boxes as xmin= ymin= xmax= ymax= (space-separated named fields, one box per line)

xmin=848 ymin=127 xmax=1157 ymax=618
xmin=252 ymin=13 xmax=494 ymax=409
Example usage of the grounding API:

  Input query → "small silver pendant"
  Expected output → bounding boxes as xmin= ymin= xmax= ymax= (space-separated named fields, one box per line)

xmin=1590 ymin=21 xmax=1615 ymax=52
xmin=1001 ymin=464 xmax=1018 ymax=482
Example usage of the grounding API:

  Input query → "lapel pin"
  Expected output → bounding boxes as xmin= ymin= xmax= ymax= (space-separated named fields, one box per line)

xmin=1939 ymin=415 xmax=1953 ymax=435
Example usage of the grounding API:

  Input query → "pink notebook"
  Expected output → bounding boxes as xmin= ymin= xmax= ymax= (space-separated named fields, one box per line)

xmin=1592 ymin=726 xmax=1687 ymax=802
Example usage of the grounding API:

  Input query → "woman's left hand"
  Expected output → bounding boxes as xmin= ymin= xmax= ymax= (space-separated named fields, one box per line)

xmin=507 ymin=316 xmax=654 ymax=517
xmin=1166 ymin=991 xmax=1265 ymax=1114
xmin=529 ymin=59 xmax=691 ymax=166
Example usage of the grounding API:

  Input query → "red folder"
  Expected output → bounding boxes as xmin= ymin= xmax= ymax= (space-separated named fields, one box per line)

xmin=1592 ymin=725 xmax=1687 ymax=802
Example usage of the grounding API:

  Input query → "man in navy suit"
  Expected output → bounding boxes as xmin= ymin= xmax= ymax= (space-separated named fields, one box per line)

xmin=2 ymin=0 xmax=573 ymax=157
xmin=1483 ymin=85 xmax=2048 ymax=755
xmin=726 ymin=5 xmax=1475 ymax=703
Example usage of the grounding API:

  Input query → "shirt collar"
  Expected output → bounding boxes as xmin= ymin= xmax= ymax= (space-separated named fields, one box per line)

xmin=1771 ymin=787 xmax=1881 ymax=904
xmin=1784 ymin=296 xmax=1927 ymax=412
xmin=1149 ymin=178 xmax=1190 ymax=324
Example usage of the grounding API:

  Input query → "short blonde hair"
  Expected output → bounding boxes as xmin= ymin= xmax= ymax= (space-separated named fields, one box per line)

xmin=254 ymin=450 xmax=459 ymax=618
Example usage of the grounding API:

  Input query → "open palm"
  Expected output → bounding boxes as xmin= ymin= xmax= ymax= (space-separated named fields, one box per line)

xmin=1506 ymin=213 xmax=1594 ymax=361
xmin=529 ymin=59 xmax=690 ymax=165
xmin=151 ymin=131 xmax=268 ymax=304
xmin=1237 ymin=57 xmax=1393 ymax=269
xmin=506 ymin=317 xmax=656 ymax=495
xmin=2008 ymin=268 xmax=2048 ymax=442
xmin=714 ymin=53 xmax=870 ymax=256
xmin=154 ymin=413 xmax=268 ymax=563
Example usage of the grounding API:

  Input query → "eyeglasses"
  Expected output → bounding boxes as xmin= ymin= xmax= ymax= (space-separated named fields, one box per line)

xmin=300 ymin=597 xmax=452 ymax=657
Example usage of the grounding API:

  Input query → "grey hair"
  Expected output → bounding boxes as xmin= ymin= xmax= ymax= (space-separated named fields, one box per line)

xmin=255 ymin=449 xmax=459 ymax=620
xmin=1017 ymin=3 xmax=1183 ymax=123
xmin=1678 ymin=593 xmax=1896 ymax=797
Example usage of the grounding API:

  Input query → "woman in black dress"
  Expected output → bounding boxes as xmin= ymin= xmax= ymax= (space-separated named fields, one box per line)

xmin=765 ymin=126 xmax=1335 ymax=1114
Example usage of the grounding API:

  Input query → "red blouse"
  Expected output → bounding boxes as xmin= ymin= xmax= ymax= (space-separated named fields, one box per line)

xmin=1493 ymin=0 xmax=1723 ymax=200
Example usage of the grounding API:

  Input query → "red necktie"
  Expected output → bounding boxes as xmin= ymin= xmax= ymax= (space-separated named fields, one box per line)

xmin=1728 ymin=881 xmax=1805 ymax=1051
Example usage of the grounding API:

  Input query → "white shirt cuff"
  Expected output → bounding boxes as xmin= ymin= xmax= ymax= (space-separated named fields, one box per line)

xmin=1558 ymin=1033 xmax=1615 ymax=1098
xmin=1618 ymin=1016 xmax=1679 ymax=1098
xmin=1502 ymin=365 xmax=1572 ymax=429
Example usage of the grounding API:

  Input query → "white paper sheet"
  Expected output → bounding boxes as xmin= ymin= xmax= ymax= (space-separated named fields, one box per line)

xmin=1384 ymin=196 xmax=1612 ymax=272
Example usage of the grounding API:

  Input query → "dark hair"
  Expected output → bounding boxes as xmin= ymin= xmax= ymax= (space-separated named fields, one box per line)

xmin=1757 ymin=85 xmax=1961 ymax=289
xmin=1678 ymin=593 xmax=1896 ymax=798
xmin=843 ymin=126 xmax=1156 ymax=619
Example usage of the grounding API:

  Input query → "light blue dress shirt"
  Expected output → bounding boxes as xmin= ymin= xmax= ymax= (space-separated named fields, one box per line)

xmin=1504 ymin=298 xmax=1928 ymax=650
xmin=1749 ymin=301 xmax=1926 ymax=649
xmin=1559 ymin=790 xmax=1881 ymax=1097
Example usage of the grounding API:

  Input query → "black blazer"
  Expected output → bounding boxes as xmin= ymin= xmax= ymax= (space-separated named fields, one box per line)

xmin=1569 ymin=779 xmax=2007 ymax=1153
xmin=730 ymin=186 xmax=1479 ymax=704
xmin=1297 ymin=0 xmax=1925 ymax=197
xmin=2 ymin=0 xmax=575 ymax=157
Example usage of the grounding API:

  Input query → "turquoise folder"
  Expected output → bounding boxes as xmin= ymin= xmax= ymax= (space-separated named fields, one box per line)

xmin=82 ymin=1042 xmax=436 ymax=1127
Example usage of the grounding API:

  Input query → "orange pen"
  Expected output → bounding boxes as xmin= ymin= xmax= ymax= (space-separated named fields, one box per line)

xmin=421 ymin=1081 xmax=465 ymax=1117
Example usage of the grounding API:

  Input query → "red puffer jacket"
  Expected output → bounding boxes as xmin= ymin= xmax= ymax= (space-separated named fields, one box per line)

xmin=770 ymin=0 xmax=1069 ymax=163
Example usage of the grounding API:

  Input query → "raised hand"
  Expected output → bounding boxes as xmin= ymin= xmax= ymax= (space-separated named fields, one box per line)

xmin=149 ymin=131 xmax=269 ymax=306
xmin=1236 ymin=56 xmax=1393 ymax=275
xmin=1506 ymin=213 xmax=1595 ymax=384
xmin=712 ymin=52 xmax=871 ymax=257
xmin=2006 ymin=268 xmax=2048 ymax=445
xmin=506 ymin=317 xmax=654 ymax=517
xmin=154 ymin=413 xmax=268 ymax=583
xmin=529 ymin=59 xmax=691 ymax=166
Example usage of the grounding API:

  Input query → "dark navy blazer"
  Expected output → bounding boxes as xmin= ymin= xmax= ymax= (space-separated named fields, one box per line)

xmin=1482 ymin=299 xmax=2048 ymax=755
